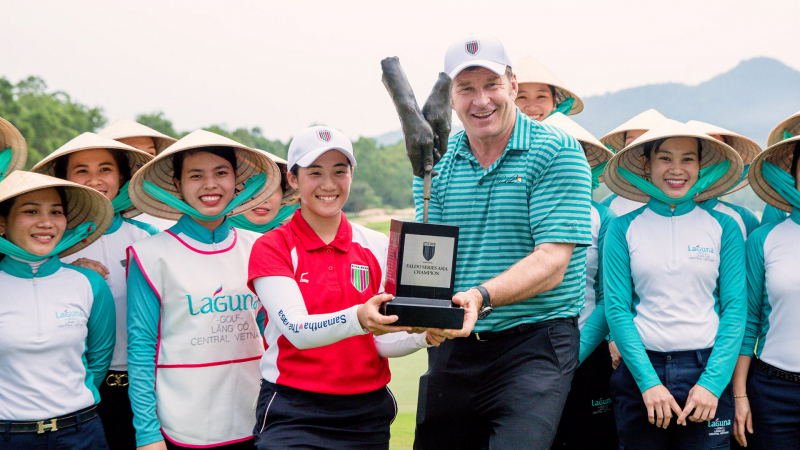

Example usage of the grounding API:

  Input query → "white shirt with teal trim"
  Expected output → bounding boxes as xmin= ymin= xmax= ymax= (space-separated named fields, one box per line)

xmin=700 ymin=197 xmax=760 ymax=239
xmin=761 ymin=204 xmax=789 ymax=225
xmin=742 ymin=208 xmax=800 ymax=372
xmin=604 ymin=199 xmax=746 ymax=397
xmin=577 ymin=201 xmax=616 ymax=363
xmin=62 ymin=213 xmax=158 ymax=371
xmin=599 ymin=193 xmax=645 ymax=217
xmin=0 ymin=256 xmax=115 ymax=420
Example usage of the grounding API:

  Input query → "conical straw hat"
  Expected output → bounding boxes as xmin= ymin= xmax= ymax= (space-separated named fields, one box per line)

xmin=686 ymin=120 xmax=761 ymax=194
xmin=0 ymin=171 xmax=114 ymax=257
xmin=767 ymin=110 xmax=800 ymax=147
xmin=255 ymin=149 xmax=297 ymax=206
xmin=748 ymin=135 xmax=800 ymax=213
xmin=543 ymin=113 xmax=613 ymax=169
xmin=98 ymin=119 xmax=178 ymax=154
xmin=600 ymin=109 xmax=668 ymax=152
xmin=130 ymin=129 xmax=281 ymax=220
xmin=31 ymin=132 xmax=154 ymax=218
xmin=0 ymin=117 xmax=28 ymax=177
xmin=513 ymin=56 xmax=583 ymax=115
xmin=604 ymin=119 xmax=743 ymax=203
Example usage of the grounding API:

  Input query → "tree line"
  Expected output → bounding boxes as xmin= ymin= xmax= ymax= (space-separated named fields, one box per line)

xmin=0 ymin=76 xmax=413 ymax=213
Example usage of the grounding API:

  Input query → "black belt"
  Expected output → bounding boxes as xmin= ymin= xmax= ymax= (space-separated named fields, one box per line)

xmin=756 ymin=359 xmax=800 ymax=384
xmin=472 ymin=316 xmax=577 ymax=342
xmin=2 ymin=405 xmax=98 ymax=434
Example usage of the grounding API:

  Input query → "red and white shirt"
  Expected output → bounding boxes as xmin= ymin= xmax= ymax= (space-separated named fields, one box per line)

xmin=248 ymin=211 xmax=399 ymax=395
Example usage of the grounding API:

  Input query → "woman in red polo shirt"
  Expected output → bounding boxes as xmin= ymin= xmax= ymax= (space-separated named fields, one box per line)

xmin=247 ymin=126 xmax=445 ymax=450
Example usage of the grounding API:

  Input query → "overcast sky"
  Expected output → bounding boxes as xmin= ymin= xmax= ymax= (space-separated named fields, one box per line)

xmin=6 ymin=0 xmax=797 ymax=141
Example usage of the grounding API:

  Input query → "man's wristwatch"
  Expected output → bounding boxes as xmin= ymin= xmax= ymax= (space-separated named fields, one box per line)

xmin=473 ymin=286 xmax=493 ymax=320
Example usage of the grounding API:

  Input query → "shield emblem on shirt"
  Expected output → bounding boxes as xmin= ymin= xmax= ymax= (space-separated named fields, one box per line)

xmin=422 ymin=242 xmax=436 ymax=261
xmin=351 ymin=264 xmax=369 ymax=293
xmin=465 ymin=40 xmax=479 ymax=55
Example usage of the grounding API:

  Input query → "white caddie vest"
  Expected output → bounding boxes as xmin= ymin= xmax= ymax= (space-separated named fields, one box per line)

xmin=131 ymin=228 xmax=264 ymax=446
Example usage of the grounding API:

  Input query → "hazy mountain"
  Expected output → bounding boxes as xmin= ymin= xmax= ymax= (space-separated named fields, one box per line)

xmin=376 ymin=57 xmax=800 ymax=148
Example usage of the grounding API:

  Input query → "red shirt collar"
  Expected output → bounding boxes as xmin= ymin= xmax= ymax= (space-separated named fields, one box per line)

xmin=289 ymin=209 xmax=352 ymax=252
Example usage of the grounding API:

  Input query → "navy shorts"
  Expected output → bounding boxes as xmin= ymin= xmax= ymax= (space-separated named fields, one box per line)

xmin=253 ymin=380 xmax=396 ymax=450
xmin=609 ymin=348 xmax=734 ymax=450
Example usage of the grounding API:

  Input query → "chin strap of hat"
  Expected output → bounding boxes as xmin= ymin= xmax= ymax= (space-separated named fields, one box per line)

xmin=762 ymin=161 xmax=800 ymax=212
xmin=0 ymin=222 xmax=96 ymax=262
xmin=0 ymin=148 xmax=13 ymax=181
xmin=228 ymin=203 xmax=299 ymax=234
xmin=618 ymin=159 xmax=731 ymax=205
xmin=142 ymin=172 xmax=267 ymax=221
xmin=591 ymin=161 xmax=608 ymax=190
xmin=548 ymin=97 xmax=575 ymax=118
xmin=111 ymin=181 xmax=133 ymax=214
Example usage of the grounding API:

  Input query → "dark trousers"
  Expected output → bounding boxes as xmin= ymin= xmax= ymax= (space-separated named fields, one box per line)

xmin=253 ymin=380 xmax=396 ymax=450
xmin=97 ymin=371 xmax=135 ymax=450
xmin=414 ymin=318 xmax=579 ymax=450
xmin=0 ymin=407 xmax=108 ymax=450
xmin=609 ymin=348 xmax=734 ymax=450
xmin=748 ymin=365 xmax=800 ymax=449
xmin=552 ymin=341 xmax=618 ymax=450
xmin=165 ymin=437 xmax=254 ymax=449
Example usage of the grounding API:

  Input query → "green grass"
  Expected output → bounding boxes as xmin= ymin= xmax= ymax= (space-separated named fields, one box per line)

xmin=365 ymin=220 xmax=392 ymax=236
xmin=388 ymin=348 xmax=428 ymax=449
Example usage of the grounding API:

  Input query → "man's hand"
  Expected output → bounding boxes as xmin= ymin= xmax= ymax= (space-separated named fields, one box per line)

xmin=733 ymin=396 xmax=753 ymax=447
xmin=381 ymin=57 xmax=436 ymax=179
xmin=642 ymin=385 xmax=682 ymax=429
xmin=433 ymin=289 xmax=480 ymax=339
xmin=357 ymin=294 xmax=412 ymax=336
xmin=70 ymin=258 xmax=109 ymax=279
xmin=608 ymin=340 xmax=623 ymax=370
xmin=676 ymin=384 xmax=718 ymax=425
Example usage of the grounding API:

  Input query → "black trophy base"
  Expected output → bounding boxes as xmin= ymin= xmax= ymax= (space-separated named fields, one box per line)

xmin=381 ymin=297 xmax=464 ymax=329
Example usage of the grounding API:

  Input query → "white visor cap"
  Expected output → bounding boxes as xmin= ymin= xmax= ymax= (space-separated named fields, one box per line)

xmin=444 ymin=34 xmax=513 ymax=80
xmin=288 ymin=126 xmax=356 ymax=171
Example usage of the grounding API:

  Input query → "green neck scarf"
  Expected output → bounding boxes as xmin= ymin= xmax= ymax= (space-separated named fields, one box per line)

xmin=548 ymin=97 xmax=575 ymax=117
xmin=228 ymin=203 xmax=299 ymax=233
xmin=591 ymin=161 xmax=608 ymax=190
xmin=111 ymin=181 xmax=133 ymax=214
xmin=142 ymin=173 xmax=267 ymax=221
xmin=0 ymin=147 xmax=12 ymax=181
xmin=0 ymin=222 xmax=96 ymax=262
xmin=618 ymin=159 xmax=731 ymax=205
xmin=762 ymin=161 xmax=800 ymax=210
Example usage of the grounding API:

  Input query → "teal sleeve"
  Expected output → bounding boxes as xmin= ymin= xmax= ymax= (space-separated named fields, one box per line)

xmin=604 ymin=213 xmax=662 ymax=393
xmin=599 ymin=193 xmax=617 ymax=208
xmin=725 ymin=202 xmax=760 ymax=237
xmin=578 ymin=203 xmax=617 ymax=364
xmin=69 ymin=266 xmax=116 ymax=394
xmin=256 ymin=307 xmax=266 ymax=336
xmin=741 ymin=223 xmax=776 ymax=355
xmin=761 ymin=205 xmax=788 ymax=225
xmin=124 ymin=218 xmax=160 ymax=236
xmin=413 ymin=175 xmax=443 ymax=224
xmin=697 ymin=212 xmax=747 ymax=397
xmin=126 ymin=251 xmax=164 ymax=447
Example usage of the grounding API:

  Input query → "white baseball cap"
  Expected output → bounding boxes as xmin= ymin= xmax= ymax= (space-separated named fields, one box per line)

xmin=444 ymin=34 xmax=513 ymax=80
xmin=287 ymin=126 xmax=356 ymax=171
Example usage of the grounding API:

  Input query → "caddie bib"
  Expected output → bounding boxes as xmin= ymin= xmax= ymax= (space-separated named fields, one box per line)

xmin=130 ymin=228 xmax=264 ymax=446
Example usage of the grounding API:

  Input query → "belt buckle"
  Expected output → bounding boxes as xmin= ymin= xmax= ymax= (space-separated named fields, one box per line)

xmin=105 ymin=373 xmax=129 ymax=387
xmin=474 ymin=332 xmax=486 ymax=342
xmin=37 ymin=419 xmax=58 ymax=434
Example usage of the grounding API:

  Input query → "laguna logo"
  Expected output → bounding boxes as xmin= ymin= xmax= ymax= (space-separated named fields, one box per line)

xmin=688 ymin=245 xmax=715 ymax=253
xmin=688 ymin=244 xmax=716 ymax=262
xmin=187 ymin=286 xmax=260 ymax=315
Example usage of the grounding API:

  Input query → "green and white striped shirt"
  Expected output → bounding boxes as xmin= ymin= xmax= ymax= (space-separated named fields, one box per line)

xmin=413 ymin=108 xmax=593 ymax=333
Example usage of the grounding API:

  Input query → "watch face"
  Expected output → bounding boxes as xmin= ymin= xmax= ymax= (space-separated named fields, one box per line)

xmin=478 ymin=307 xmax=493 ymax=320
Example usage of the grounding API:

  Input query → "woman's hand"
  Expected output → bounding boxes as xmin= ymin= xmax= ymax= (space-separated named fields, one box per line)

xmin=608 ymin=340 xmax=623 ymax=370
xmin=641 ymin=385 xmax=682 ymax=429
xmin=357 ymin=294 xmax=412 ymax=336
xmin=425 ymin=331 xmax=447 ymax=347
xmin=733 ymin=396 xmax=753 ymax=447
xmin=70 ymin=258 xmax=110 ymax=279
xmin=676 ymin=384 xmax=718 ymax=425
xmin=137 ymin=441 xmax=167 ymax=450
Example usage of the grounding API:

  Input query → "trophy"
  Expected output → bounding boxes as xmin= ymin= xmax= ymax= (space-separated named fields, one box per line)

xmin=379 ymin=57 xmax=464 ymax=329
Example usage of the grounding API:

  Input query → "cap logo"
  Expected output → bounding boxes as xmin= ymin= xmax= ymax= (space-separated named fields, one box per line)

xmin=465 ymin=40 xmax=480 ymax=55
xmin=317 ymin=130 xmax=332 ymax=142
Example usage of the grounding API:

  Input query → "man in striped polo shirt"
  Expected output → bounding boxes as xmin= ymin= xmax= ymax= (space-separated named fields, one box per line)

xmin=411 ymin=35 xmax=593 ymax=450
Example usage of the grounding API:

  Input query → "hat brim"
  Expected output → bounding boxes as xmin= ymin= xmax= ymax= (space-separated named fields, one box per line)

xmin=0 ymin=117 xmax=28 ymax=176
xmin=604 ymin=124 xmax=744 ymax=203
xmin=129 ymin=131 xmax=281 ymax=221
xmin=0 ymin=171 xmax=114 ymax=258
xmin=767 ymin=111 xmax=800 ymax=147
xmin=448 ymin=60 xmax=507 ymax=80
xmin=748 ymin=135 xmax=800 ymax=213
xmin=293 ymin=147 xmax=357 ymax=170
